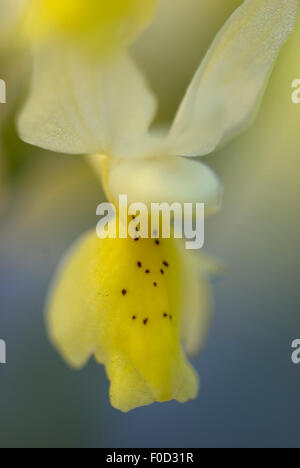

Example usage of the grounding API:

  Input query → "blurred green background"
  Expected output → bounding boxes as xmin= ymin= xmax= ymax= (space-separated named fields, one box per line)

xmin=1 ymin=0 xmax=300 ymax=448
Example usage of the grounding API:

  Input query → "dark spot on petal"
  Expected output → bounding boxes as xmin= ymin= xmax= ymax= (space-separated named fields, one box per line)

xmin=132 ymin=316 xmax=136 ymax=320
xmin=134 ymin=237 xmax=139 ymax=242
xmin=163 ymin=313 xmax=168 ymax=318
xmin=143 ymin=318 xmax=148 ymax=325
xmin=153 ymin=282 xmax=157 ymax=287
xmin=160 ymin=269 xmax=164 ymax=275
xmin=169 ymin=315 xmax=173 ymax=320
xmin=155 ymin=240 xmax=160 ymax=245
xmin=137 ymin=261 xmax=142 ymax=268
xmin=163 ymin=261 xmax=169 ymax=267
xmin=122 ymin=289 xmax=127 ymax=296
xmin=145 ymin=269 xmax=150 ymax=274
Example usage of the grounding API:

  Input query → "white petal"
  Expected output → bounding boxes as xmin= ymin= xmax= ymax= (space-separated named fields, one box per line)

xmin=18 ymin=42 xmax=157 ymax=156
xmin=169 ymin=0 xmax=299 ymax=157
xmin=91 ymin=154 xmax=222 ymax=214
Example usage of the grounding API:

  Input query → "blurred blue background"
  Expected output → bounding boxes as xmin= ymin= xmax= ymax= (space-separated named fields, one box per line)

xmin=1 ymin=0 xmax=300 ymax=448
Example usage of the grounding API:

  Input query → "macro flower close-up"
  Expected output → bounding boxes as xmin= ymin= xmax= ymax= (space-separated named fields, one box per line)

xmin=1 ymin=0 xmax=300 ymax=450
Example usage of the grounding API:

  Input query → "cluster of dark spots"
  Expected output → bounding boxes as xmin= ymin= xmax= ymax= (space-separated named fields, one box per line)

xmin=121 ymin=289 xmax=127 ymax=296
xmin=162 ymin=313 xmax=173 ymax=322
xmin=131 ymin=316 xmax=148 ymax=325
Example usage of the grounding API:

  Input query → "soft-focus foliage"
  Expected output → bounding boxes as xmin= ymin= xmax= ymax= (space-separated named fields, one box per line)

xmin=23 ymin=0 xmax=157 ymax=50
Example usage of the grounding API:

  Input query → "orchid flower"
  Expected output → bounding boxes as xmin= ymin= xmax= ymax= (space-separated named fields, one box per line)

xmin=17 ymin=0 xmax=298 ymax=412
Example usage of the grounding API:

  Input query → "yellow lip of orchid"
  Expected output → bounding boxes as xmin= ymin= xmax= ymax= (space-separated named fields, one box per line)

xmin=17 ymin=0 xmax=299 ymax=411
xmin=47 ymin=224 xmax=201 ymax=412
xmin=22 ymin=0 xmax=158 ymax=50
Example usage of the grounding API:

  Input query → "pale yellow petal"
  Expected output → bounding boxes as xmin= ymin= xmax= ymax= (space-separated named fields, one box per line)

xmin=18 ymin=44 xmax=157 ymax=157
xmin=169 ymin=0 xmax=299 ymax=156
xmin=178 ymin=244 xmax=214 ymax=356
xmin=90 ymin=154 xmax=222 ymax=215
